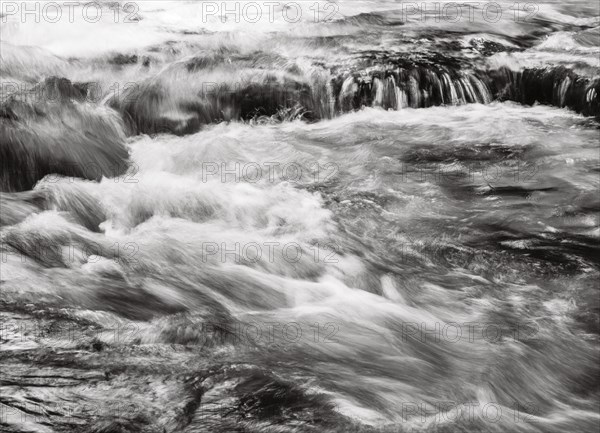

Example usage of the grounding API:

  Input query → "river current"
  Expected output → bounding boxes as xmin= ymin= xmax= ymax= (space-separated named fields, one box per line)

xmin=1 ymin=1 xmax=599 ymax=432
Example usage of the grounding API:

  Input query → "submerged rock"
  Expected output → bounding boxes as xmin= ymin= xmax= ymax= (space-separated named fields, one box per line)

xmin=0 ymin=77 xmax=129 ymax=192
xmin=109 ymin=55 xmax=323 ymax=136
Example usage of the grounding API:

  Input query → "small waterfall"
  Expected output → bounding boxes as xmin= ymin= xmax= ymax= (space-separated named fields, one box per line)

xmin=326 ymin=79 xmax=335 ymax=119
xmin=407 ymin=74 xmax=421 ymax=108
xmin=371 ymin=77 xmax=384 ymax=107
xmin=473 ymin=75 xmax=492 ymax=104
xmin=338 ymin=75 xmax=358 ymax=113
xmin=396 ymin=86 xmax=406 ymax=109
xmin=490 ymin=66 xmax=600 ymax=117
xmin=330 ymin=66 xmax=493 ymax=114
xmin=6 ymin=60 xmax=595 ymax=146
xmin=382 ymin=76 xmax=397 ymax=110
xmin=79 ymin=50 xmax=595 ymax=137
xmin=442 ymin=73 xmax=458 ymax=105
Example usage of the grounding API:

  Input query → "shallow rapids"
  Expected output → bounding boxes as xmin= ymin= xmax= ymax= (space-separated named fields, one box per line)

xmin=1 ymin=2 xmax=599 ymax=432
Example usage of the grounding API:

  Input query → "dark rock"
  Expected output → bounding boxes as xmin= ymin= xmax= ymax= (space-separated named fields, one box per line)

xmin=0 ymin=77 xmax=129 ymax=192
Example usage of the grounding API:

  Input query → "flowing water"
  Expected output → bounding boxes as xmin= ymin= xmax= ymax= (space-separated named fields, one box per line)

xmin=1 ymin=1 xmax=599 ymax=432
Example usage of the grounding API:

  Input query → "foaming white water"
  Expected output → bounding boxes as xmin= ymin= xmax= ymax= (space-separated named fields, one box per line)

xmin=2 ymin=0 xmax=595 ymax=58
xmin=0 ymin=2 xmax=169 ymax=57
xmin=0 ymin=1 xmax=342 ymax=58
xmin=1 ymin=0 xmax=599 ymax=429
xmin=2 ymin=97 xmax=599 ymax=430
xmin=538 ymin=31 xmax=600 ymax=52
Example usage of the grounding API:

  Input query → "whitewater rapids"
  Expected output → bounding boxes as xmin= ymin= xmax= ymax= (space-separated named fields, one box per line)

xmin=1 ymin=1 xmax=599 ymax=432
